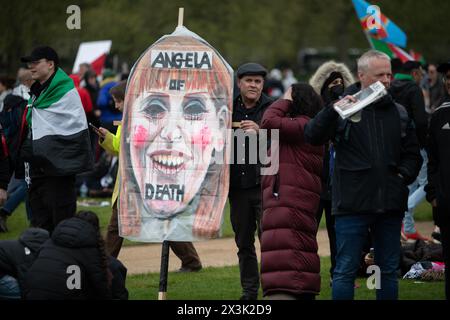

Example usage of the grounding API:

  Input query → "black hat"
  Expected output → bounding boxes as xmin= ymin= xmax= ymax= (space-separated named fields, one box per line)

xmin=402 ymin=60 xmax=422 ymax=73
xmin=236 ymin=63 xmax=267 ymax=79
xmin=21 ymin=46 xmax=59 ymax=66
xmin=437 ymin=61 xmax=450 ymax=74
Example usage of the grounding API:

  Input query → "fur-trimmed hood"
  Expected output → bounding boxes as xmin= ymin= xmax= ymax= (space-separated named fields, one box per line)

xmin=309 ymin=61 xmax=355 ymax=95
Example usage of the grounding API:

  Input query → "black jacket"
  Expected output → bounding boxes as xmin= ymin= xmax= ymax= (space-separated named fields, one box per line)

xmin=305 ymin=88 xmax=422 ymax=216
xmin=0 ymin=137 xmax=9 ymax=189
xmin=0 ymin=228 xmax=49 ymax=296
xmin=425 ymin=98 xmax=450 ymax=224
xmin=24 ymin=217 xmax=111 ymax=300
xmin=390 ymin=78 xmax=428 ymax=148
xmin=230 ymin=93 xmax=273 ymax=189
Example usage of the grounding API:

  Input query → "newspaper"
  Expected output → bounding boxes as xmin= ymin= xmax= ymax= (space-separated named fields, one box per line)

xmin=333 ymin=81 xmax=388 ymax=119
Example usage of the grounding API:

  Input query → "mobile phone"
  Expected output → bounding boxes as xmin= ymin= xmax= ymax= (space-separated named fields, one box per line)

xmin=89 ymin=122 xmax=101 ymax=135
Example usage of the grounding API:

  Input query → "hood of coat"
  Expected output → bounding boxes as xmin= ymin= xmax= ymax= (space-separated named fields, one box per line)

xmin=389 ymin=78 xmax=416 ymax=97
xmin=309 ymin=61 xmax=355 ymax=95
xmin=18 ymin=228 xmax=50 ymax=252
xmin=51 ymin=217 xmax=98 ymax=248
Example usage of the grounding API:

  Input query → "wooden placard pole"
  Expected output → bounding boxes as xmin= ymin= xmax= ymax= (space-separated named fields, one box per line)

xmin=178 ymin=7 xmax=184 ymax=27
xmin=157 ymin=7 xmax=186 ymax=302
xmin=158 ymin=241 xmax=170 ymax=300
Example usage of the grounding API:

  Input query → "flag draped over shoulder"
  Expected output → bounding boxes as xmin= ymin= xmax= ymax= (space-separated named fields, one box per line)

xmin=29 ymin=68 xmax=93 ymax=176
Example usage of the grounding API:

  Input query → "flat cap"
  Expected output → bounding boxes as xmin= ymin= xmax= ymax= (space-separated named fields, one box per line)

xmin=236 ymin=63 xmax=267 ymax=79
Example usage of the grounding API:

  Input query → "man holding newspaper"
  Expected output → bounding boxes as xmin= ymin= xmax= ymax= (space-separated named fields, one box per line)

xmin=305 ymin=50 xmax=422 ymax=300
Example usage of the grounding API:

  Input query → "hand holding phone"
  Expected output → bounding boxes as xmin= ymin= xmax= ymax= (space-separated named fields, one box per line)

xmin=89 ymin=122 xmax=102 ymax=136
xmin=89 ymin=123 xmax=108 ymax=142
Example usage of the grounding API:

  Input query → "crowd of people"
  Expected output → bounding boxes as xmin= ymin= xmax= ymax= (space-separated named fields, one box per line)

xmin=0 ymin=44 xmax=449 ymax=300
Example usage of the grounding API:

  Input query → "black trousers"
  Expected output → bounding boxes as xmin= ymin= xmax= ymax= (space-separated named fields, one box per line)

xmin=315 ymin=199 xmax=336 ymax=278
xmin=29 ymin=175 xmax=77 ymax=233
xmin=436 ymin=207 xmax=450 ymax=300
xmin=229 ymin=186 xmax=262 ymax=298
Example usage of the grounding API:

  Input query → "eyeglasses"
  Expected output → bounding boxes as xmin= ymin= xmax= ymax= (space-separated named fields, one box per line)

xmin=26 ymin=59 xmax=46 ymax=68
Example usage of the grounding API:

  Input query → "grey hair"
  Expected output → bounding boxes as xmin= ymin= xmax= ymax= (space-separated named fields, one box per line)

xmin=357 ymin=50 xmax=391 ymax=73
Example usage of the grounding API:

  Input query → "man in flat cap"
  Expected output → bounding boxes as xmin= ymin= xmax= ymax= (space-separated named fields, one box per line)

xmin=229 ymin=62 xmax=273 ymax=300
xmin=390 ymin=60 xmax=429 ymax=241
xmin=19 ymin=46 xmax=93 ymax=233
xmin=425 ymin=60 xmax=450 ymax=299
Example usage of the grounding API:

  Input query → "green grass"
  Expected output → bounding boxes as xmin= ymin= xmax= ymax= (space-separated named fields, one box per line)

xmin=126 ymin=257 xmax=446 ymax=300
xmin=1 ymin=199 xmax=433 ymax=242
xmin=1 ymin=199 xmax=442 ymax=300
xmin=316 ymin=200 xmax=433 ymax=229
xmin=0 ymin=199 xmax=234 ymax=244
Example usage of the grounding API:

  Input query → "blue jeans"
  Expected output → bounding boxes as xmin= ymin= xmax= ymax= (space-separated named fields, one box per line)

xmin=403 ymin=149 xmax=428 ymax=234
xmin=0 ymin=275 xmax=21 ymax=300
xmin=3 ymin=177 xmax=32 ymax=221
xmin=332 ymin=213 xmax=402 ymax=300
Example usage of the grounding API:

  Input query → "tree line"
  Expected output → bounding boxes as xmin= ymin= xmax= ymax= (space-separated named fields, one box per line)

xmin=1 ymin=0 xmax=449 ymax=77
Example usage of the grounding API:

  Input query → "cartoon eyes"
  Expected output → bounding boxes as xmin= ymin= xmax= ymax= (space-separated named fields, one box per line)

xmin=183 ymin=99 xmax=207 ymax=120
xmin=143 ymin=99 xmax=167 ymax=120
xmin=141 ymin=97 xmax=207 ymax=121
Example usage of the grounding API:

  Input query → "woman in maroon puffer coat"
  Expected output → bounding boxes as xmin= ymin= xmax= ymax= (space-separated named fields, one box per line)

xmin=260 ymin=83 xmax=324 ymax=300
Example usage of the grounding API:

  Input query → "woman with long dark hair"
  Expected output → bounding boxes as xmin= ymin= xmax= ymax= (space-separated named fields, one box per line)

xmin=260 ymin=83 xmax=324 ymax=300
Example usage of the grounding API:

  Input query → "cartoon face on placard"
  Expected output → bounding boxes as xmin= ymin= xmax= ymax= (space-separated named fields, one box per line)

xmin=119 ymin=27 xmax=233 ymax=242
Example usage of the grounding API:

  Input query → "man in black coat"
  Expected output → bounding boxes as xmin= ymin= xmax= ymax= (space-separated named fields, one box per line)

xmin=229 ymin=62 xmax=273 ymax=300
xmin=425 ymin=61 xmax=450 ymax=300
xmin=390 ymin=60 xmax=430 ymax=241
xmin=305 ymin=50 xmax=422 ymax=300
xmin=0 ymin=228 xmax=49 ymax=299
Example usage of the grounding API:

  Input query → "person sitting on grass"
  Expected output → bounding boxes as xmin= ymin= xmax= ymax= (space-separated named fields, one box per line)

xmin=23 ymin=211 xmax=112 ymax=299
xmin=0 ymin=228 xmax=49 ymax=299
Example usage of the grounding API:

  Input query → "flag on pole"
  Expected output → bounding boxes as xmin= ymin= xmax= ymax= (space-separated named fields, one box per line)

xmin=409 ymin=49 xmax=426 ymax=64
xmin=351 ymin=0 xmax=424 ymax=63
xmin=72 ymin=40 xmax=112 ymax=75
xmin=387 ymin=43 xmax=415 ymax=63
xmin=352 ymin=0 xmax=407 ymax=48
xmin=367 ymin=37 xmax=415 ymax=63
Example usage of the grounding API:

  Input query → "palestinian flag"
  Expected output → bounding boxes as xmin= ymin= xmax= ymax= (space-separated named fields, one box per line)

xmin=28 ymin=68 xmax=93 ymax=176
